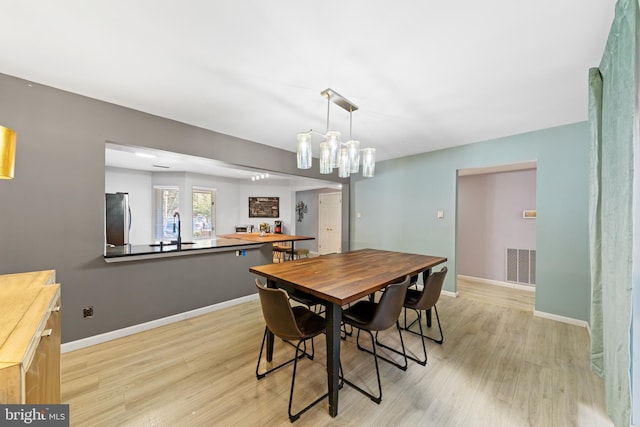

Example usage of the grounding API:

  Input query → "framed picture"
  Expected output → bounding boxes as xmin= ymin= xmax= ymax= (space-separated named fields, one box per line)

xmin=249 ymin=197 xmax=279 ymax=218
xmin=523 ymin=210 xmax=536 ymax=219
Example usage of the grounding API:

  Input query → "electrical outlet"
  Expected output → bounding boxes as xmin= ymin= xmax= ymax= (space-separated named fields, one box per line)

xmin=83 ymin=306 xmax=93 ymax=318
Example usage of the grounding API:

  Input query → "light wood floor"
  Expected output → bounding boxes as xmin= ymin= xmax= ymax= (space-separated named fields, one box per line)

xmin=457 ymin=277 xmax=536 ymax=313
xmin=61 ymin=280 xmax=612 ymax=426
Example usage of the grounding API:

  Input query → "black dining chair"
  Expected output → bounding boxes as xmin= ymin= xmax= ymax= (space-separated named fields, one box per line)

xmin=340 ymin=275 xmax=410 ymax=404
xmin=400 ymin=266 xmax=448 ymax=365
xmin=254 ymin=278 xmax=328 ymax=422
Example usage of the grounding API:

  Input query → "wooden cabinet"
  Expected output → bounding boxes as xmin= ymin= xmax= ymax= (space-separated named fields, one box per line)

xmin=0 ymin=270 xmax=61 ymax=404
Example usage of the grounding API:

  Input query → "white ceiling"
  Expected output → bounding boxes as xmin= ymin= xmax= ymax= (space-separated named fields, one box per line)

xmin=0 ymin=1 xmax=614 ymax=164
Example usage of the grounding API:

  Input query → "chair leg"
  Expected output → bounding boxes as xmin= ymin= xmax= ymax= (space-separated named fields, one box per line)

xmin=342 ymin=329 xmax=383 ymax=404
xmin=282 ymin=336 xmax=315 ymax=360
xmin=403 ymin=305 xmax=444 ymax=345
xmin=288 ymin=339 xmax=329 ymax=422
xmin=370 ymin=321 xmax=409 ymax=370
xmin=428 ymin=306 xmax=444 ymax=344
xmin=356 ymin=323 xmax=408 ymax=371
xmin=340 ymin=304 xmax=353 ymax=340
xmin=340 ymin=322 xmax=353 ymax=340
xmin=389 ymin=309 xmax=428 ymax=365
xmin=256 ymin=327 xmax=306 ymax=379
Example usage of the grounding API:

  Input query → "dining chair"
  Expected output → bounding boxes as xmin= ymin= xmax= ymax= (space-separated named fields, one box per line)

xmin=400 ymin=266 xmax=448 ymax=365
xmin=340 ymin=275 xmax=410 ymax=404
xmin=254 ymin=278 xmax=328 ymax=422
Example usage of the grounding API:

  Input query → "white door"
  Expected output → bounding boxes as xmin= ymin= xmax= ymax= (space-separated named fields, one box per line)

xmin=318 ymin=192 xmax=342 ymax=255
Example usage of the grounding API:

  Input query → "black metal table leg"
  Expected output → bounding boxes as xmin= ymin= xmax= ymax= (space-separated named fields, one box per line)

xmin=422 ymin=270 xmax=433 ymax=327
xmin=326 ymin=302 xmax=341 ymax=417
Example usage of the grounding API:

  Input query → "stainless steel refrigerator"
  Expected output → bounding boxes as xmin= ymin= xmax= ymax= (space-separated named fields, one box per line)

xmin=105 ymin=192 xmax=131 ymax=246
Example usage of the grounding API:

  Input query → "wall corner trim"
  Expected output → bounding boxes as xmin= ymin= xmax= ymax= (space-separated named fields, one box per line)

xmin=441 ymin=290 xmax=458 ymax=298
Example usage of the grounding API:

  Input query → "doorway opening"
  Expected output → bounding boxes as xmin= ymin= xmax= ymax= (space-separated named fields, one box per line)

xmin=456 ymin=161 xmax=537 ymax=312
xmin=318 ymin=192 xmax=342 ymax=255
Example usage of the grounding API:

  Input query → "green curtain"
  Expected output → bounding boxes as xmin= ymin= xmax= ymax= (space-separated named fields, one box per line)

xmin=588 ymin=0 xmax=639 ymax=425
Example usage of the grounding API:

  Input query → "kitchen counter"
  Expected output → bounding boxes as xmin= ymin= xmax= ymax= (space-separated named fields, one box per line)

xmin=218 ymin=232 xmax=315 ymax=244
xmin=104 ymin=237 xmax=265 ymax=263
xmin=218 ymin=232 xmax=315 ymax=260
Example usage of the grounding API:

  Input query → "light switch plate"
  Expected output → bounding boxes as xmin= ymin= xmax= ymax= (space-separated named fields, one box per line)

xmin=437 ymin=210 xmax=444 ymax=219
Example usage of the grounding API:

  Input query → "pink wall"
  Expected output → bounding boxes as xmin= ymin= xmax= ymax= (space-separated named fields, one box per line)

xmin=457 ymin=169 xmax=536 ymax=282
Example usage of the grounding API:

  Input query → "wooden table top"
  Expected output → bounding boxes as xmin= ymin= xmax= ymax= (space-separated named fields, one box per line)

xmin=250 ymin=248 xmax=447 ymax=305
xmin=219 ymin=233 xmax=315 ymax=243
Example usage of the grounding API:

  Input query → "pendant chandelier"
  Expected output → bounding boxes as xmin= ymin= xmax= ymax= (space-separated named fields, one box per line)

xmin=0 ymin=125 xmax=17 ymax=179
xmin=296 ymin=89 xmax=375 ymax=178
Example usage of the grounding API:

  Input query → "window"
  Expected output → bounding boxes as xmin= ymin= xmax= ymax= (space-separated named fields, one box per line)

xmin=154 ymin=186 xmax=179 ymax=241
xmin=192 ymin=187 xmax=216 ymax=239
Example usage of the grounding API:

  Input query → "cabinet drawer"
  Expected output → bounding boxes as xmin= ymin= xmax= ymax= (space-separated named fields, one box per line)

xmin=25 ymin=298 xmax=61 ymax=404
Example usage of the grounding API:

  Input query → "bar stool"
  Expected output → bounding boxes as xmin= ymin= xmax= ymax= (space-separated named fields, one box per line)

xmin=272 ymin=244 xmax=289 ymax=263
xmin=292 ymin=248 xmax=309 ymax=260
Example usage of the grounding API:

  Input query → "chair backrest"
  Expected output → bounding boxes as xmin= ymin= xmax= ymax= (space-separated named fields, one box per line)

xmin=413 ymin=267 xmax=448 ymax=310
xmin=255 ymin=278 xmax=303 ymax=341
xmin=367 ymin=275 xmax=411 ymax=331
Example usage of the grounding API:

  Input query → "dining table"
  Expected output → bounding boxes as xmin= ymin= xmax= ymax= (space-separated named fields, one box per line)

xmin=249 ymin=248 xmax=448 ymax=417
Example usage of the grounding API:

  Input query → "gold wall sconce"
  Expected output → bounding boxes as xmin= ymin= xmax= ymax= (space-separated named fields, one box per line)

xmin=0 ymin=125 xmax=17 ymax=179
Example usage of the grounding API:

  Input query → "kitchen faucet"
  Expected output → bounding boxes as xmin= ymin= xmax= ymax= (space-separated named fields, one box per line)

xmin=173 ymin=212 xmax=181 ymax=246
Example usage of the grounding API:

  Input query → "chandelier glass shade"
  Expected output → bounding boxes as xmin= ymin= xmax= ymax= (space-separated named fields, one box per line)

xmin=296 ymin=133 xmax=312 ymax=169
xmin=296 ymin=89 xmax=375 ymax=178
xmin=362 ymin=147 xmax=376 ymax=178
xmin=319 ymin=142 xmax=332 ymax=174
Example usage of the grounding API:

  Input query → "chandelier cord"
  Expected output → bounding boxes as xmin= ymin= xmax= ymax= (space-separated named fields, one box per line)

xmin=349 ymin=108 xmax=353 ymax=140
xmin=326 ymin=93 xmax=331 ymax=133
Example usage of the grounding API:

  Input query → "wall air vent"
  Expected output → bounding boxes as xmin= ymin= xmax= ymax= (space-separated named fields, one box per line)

xmin=506 ymin=248 xmax=536 ymax=286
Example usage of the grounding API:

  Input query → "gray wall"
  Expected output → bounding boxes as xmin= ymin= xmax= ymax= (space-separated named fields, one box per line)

xmin=351 ymin=123 xmax=590 ymax=321
xmin=457 ymin=169 xmax=537 ymax=282
xmin=0 ymin=73 xmax=347 ymax=343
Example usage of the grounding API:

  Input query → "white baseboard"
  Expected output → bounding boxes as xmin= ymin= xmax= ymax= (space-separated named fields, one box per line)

xmin=457 ymin=274 xmax=536 ymax=292
xmin=533 ymin=310 xmax=589 ymax=329
xmin=61 ymin=293 xmax=259 ymax=353
xmin=441 ymin=290 xmax=458 ymax=298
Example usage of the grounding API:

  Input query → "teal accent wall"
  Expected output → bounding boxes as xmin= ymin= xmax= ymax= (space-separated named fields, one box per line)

xmin=351 ymin=122 xmax=590 ymax=321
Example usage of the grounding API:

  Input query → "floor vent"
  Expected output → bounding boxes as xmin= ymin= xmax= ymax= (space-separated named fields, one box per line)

xmin=506 ymin=248 xmax=536 ymax=285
